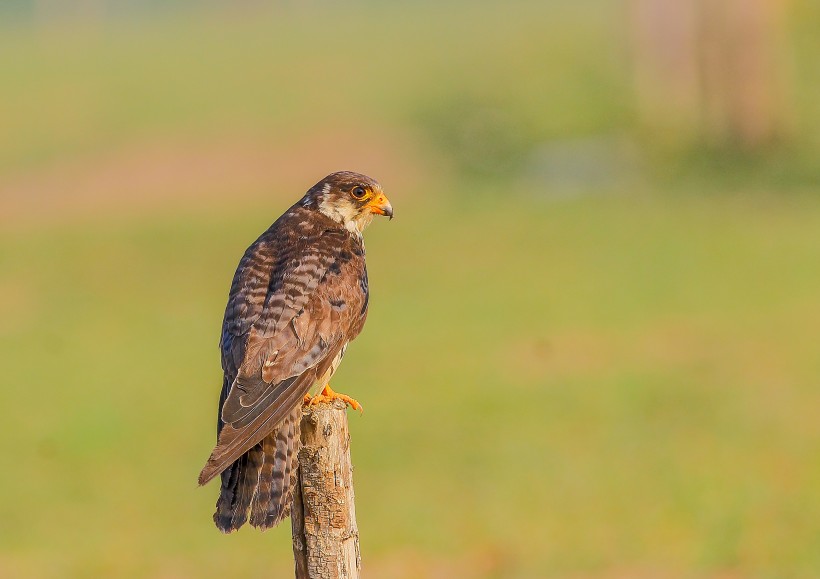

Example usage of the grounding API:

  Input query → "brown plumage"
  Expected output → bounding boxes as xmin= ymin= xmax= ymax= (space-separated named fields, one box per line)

xmin=199 ymin=171 xmax=393 ymax=533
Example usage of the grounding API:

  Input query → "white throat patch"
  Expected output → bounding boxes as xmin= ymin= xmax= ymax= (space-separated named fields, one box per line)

xmin=317 ymin=197 xmax=374 ymax=235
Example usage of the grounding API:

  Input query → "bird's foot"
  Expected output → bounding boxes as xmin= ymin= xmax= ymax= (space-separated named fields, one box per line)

xmin=307 ymin=384 xmax=363 ymax=413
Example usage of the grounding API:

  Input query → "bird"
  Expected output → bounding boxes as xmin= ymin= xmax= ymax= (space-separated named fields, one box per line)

xmin=198 ymin=171 xmax=392 ymax=533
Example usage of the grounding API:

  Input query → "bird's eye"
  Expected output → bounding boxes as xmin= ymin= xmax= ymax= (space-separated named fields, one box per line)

xmin=351 ymin=186 xmax=367 ymax=199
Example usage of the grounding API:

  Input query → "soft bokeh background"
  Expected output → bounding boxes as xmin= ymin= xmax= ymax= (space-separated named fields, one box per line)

xmin=1 ymin=1 xmax=819 ymax=577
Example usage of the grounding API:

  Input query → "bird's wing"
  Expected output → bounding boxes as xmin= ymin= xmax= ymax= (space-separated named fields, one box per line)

xmin=199 ymin=222 xmax=365 ymax=485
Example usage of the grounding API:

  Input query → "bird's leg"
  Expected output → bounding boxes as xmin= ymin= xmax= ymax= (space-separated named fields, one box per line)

xmin=307 ymin=383 xmax=363 ymax=413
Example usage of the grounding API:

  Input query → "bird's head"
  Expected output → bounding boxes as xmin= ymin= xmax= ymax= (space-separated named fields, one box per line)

xmin=303 ymin=171 xmax=393 ymax=234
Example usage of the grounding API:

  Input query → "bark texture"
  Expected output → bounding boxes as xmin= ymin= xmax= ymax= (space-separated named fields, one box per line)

xmin=292 ymin=402 xmax=361 ymax=579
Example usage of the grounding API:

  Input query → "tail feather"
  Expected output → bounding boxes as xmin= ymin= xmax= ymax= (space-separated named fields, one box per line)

xmin=213 ymin=443 xmax=263 ymax=533
xmin=211 ymin=405 xmax=303 ymax=533
xmin=249 ymin=436 xmax=276 ymax=526
xmin=213 ymin=453 xmax=242 ymax=533
xmin=250 ymin=406 xmax=302 ymax=529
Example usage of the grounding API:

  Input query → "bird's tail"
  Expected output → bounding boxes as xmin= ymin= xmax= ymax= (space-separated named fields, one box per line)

xmin=213 ymin=405 xmax=303 ymax=533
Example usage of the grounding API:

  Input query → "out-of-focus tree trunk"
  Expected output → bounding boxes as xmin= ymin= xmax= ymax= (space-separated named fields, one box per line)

xmin=630 ymin=0 xmax=792 ymax=150
xmin=631 ymin=0 xmax=701 ymax=143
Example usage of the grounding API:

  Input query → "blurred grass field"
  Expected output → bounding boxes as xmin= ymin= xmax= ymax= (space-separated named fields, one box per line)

xmin=1 ymin=2 xmax=820 ymax=578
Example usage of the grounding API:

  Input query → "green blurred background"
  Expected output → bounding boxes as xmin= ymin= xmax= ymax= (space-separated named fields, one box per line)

xmin=1 ymin=1 xmax=819 ymax=577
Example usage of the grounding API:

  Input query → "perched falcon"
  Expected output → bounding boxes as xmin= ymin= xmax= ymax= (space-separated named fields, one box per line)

xmin=198 ymin=171 xmax=392 ymax=533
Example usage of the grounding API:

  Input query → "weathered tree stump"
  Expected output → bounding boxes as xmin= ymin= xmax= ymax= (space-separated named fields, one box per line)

xmin=291 ymin=402 xmax=361 ymax=579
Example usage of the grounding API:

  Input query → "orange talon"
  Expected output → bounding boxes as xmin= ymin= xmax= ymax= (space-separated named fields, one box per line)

xmin=308 ymin=384 xmax=363 ymax=413
xmin=303 ymin=394 xmax=312 ymax=405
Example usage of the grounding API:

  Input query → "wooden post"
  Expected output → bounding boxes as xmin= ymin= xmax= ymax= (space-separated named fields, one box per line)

xmin=291 ymin=402 xmax=361 ymax=579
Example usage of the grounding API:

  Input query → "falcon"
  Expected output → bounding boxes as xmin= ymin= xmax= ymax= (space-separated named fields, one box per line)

xmin=198 ymin=171 xmax=393 ymax=533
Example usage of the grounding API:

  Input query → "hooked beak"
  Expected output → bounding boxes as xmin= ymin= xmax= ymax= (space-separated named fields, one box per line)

xmin=367 ymin=191 xmax=393 ymax=220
